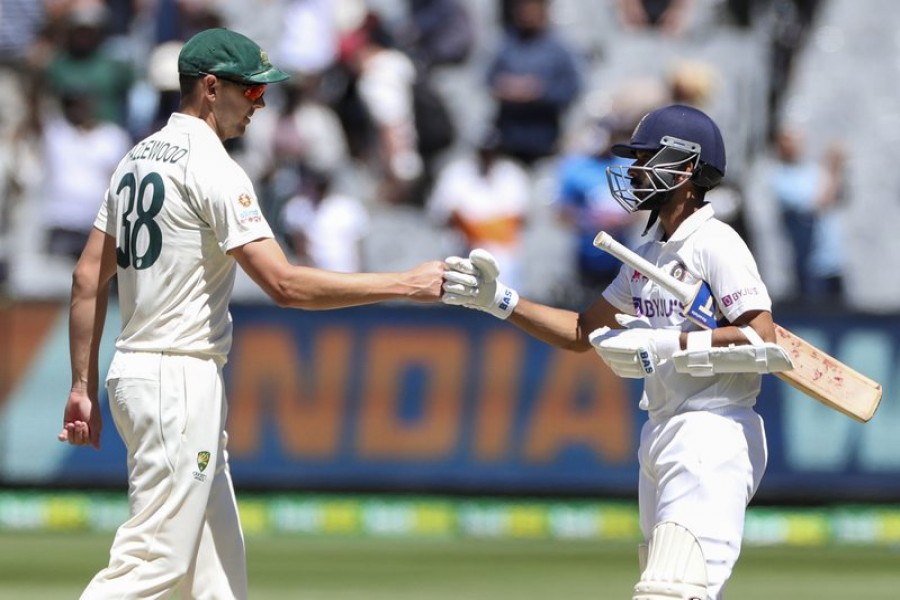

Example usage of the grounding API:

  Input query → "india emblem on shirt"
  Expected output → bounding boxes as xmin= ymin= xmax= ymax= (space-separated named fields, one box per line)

xmin=671 ymin=262 xmax=688 ymax=282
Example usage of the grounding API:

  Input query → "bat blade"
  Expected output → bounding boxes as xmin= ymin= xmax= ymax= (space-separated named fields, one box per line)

xmin=775 ymin=326 xmax=881 ymax=422
xmin=592 ymin=231 xmax=883 ymax=422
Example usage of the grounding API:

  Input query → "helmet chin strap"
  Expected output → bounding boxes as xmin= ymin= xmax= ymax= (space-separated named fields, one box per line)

xmin=639 ymin=189 xmax=677 ymax=235
xmin=641 ymin=209 xmax=660 ymax=236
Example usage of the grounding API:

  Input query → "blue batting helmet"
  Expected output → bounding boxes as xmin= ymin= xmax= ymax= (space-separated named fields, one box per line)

xmin=605 ymin=104 xmax=726 ymax=214
xmin=612 ymin=104 xmax=726 ymax=188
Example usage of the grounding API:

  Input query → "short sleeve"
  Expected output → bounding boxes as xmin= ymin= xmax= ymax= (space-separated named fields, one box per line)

xmin=695 ymin=228 xmax=771 ymax=322
xmin=601 ymin=263 xmax=635 ymax=314
xmin=94 ymin=187 xmax=116 ymax=236
xmin=193 ymin=167 xmax=273 ymax=252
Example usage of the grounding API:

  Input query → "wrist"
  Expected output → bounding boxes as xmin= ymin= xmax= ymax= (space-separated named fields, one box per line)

xmin=654 ymin=329 xmax=682 ymax=360
xmin=487 ymin=283 xmax=518 ymax=320
xmin=685 ymin=330 xmax=713 ymax=351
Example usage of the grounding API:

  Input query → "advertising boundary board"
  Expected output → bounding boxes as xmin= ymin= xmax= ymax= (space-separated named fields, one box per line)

xmin=0 ymin=303 xmax=896 ymax=502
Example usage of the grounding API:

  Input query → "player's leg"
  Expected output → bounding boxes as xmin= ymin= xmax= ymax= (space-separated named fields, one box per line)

xmin=637 ymin=419 xmax=656 ymax=574
xmin=647 ymin=408 xmax=767 ymax=600
xmin=635 ymin=423 xmax=706 ymax=600
xmin=81 ymin=353 xmax=225 ymax=599
xmin=183 ymin=432 xmax=247 ymax=600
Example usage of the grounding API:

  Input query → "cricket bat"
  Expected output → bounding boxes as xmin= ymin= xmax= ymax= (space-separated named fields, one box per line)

xmin=593 ymin=231 xmax=882 ymax=422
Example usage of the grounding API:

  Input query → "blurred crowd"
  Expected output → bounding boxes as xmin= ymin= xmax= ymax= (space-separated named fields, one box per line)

xmin=0 ymin=0 xmax=850 ymax=309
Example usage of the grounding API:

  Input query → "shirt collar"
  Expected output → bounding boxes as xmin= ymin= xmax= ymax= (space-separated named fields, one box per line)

xmin=168 ymin=112 xmax=222 ymax=145
xmin=651 ymin=202 xmax=716 ymax=243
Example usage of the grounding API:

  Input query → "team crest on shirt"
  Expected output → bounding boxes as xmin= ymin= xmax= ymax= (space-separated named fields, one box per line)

xmin=193 ymin=451 xmax=211 ymax=482
xmin=670 ymin=262 xmax=689 ymax=282
xmin=197 ymin=451 xmax=210 ymax=472
xmin=236 ymin=193 xmax=262 ymax=223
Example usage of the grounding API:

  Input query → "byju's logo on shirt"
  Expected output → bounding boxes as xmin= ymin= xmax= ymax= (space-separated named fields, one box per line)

xmin=632 ymin=297 xmax=681 ymax=318
xmin=722 ymin=287 xmax=759 ymax=307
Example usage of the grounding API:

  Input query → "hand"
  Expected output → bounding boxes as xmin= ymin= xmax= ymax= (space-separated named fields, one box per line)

xmin=402 ymin=260 xmax=446 ymax=302
xmin=588 ymin=314 xmax=682 ymax=378
xmin=442 ymin=248 xmax=519 ymax=319
xmin=58 ymin=388 xmax=102 ymax=449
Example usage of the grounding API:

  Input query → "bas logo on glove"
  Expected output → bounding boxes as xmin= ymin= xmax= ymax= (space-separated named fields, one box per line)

xmin=498 ymin=287 xmax=516 ymax=313
xmin=637 ymin=348 xmax=655 ymax=376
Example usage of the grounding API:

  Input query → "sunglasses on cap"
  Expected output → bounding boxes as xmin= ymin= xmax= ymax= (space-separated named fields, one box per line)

xmin=200 ymin=72 xmax=267 ymax=102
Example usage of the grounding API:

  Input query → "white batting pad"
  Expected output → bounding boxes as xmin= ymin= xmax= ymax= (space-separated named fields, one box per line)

xmin=633 ymin=521 xmax=707 ymax=600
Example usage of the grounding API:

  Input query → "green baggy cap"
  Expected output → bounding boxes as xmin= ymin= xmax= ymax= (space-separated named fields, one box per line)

xmin=178 ymin=28 xmax=289 ymax=84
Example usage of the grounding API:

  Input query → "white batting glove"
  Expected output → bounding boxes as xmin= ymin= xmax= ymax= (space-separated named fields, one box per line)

xmin=442 ymin=248 xmax=519 ymax=320
xmin=588 ymin=314 xmax=682 ymax=378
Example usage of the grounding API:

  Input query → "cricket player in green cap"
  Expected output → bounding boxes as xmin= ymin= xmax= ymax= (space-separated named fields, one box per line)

xmin=59 ymin=28 xmax=445 ymax=599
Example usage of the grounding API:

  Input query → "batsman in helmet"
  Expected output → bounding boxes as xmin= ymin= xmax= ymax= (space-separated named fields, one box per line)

xmin=443 ymin=104 xmax=785 ymax=599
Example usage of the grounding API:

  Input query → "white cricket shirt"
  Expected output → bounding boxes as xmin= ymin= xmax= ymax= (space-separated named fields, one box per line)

xmin=602 ymin=204 xmax=772 ymax=422
xmin=95 ymin=113 xmax=274 ymax=360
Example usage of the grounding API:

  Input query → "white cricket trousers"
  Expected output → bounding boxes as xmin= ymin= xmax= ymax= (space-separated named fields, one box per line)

xmin=81 ymin=351 xmax=247 ymax=599
xmin=638 ymin=407 xmax=767 ymax=600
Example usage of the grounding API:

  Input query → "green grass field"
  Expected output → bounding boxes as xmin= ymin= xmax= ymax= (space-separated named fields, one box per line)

xmin=1 ymin=531 xmax=899 ymax=599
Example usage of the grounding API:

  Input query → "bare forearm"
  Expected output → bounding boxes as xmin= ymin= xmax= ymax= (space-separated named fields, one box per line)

xmin=69 ymin=277 xmax=108 ymax=396
xmin=507 ymin=298 xmax=590 ymax=352
xmin=720 ymin=310 xmax=776 ymax=344
xmin=233 ymin=238 xmax=443 ymax=308
xmin=275 ymin=267 xmax=429 ymax=309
